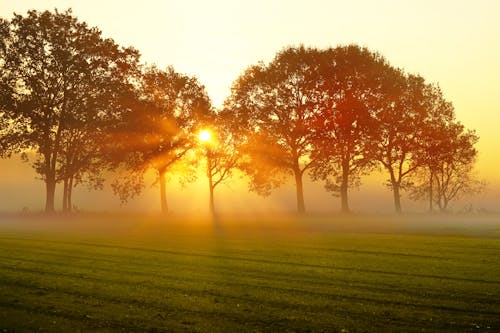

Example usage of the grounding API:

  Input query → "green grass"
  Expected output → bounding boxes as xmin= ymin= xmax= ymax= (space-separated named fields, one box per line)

xmin=0 ymin=214 xmax=499 ymax=332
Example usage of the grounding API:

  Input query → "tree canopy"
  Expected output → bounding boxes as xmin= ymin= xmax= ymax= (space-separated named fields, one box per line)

xmin=0 ymin=9 xmax=140 ymax=212
xmin=0 ymin=9 xmax=482 ymax=214
xmin=111 ymin=65 xmax=212 ymax=213
xmin=310 ymin=45 xmax=389 ymax=213
xmin=224 ymin=46 xmax=324 ymax=213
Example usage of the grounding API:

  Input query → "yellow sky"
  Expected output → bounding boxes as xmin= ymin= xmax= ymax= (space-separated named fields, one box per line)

xmin=1 ymin=0 xmax=499 ymax=212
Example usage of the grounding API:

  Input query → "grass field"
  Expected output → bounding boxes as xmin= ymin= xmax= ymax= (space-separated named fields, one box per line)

xmin=0 ymin=213 xmax=499 ymax=332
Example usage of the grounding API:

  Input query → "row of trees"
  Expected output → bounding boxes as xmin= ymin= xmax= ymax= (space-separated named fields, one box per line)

xmin=0 ymin=9 xmax=483 ymax=214
xmin=223 ymin=46 xmax=483 ymax=214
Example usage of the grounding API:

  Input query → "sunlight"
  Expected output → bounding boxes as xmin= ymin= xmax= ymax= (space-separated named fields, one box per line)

xmin=198 ymin=129 xmax=212 ymax=143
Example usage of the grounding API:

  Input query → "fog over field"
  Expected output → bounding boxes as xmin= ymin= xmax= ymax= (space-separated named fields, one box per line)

xmin=0 ymin=155 xmax=496 ymax=215
xmin=1 ymin=213 xmax=499 ymax=332
xmin=1 ymin=213 xmax=499 ymax=240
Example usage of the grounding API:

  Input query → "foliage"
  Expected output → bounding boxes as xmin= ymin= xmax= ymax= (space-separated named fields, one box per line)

xmin=310 ymin=45 xmax=390 ymax=212
xmin=368 ymin=71 xmax=442 ymax=213
xmin=410 ymin=122 xmax=484 ymax=211
xmin=198 ymin=112 xmax=241 ymax=214
xmin=0 ymin=9 xmax=139 ymax=212
xmin=224 ymin=46 xmax=324 ymax=213
xmin=0 ymin=7 xmax=482 ymax=214
xmin=111 ymin=65 xmax=211 ymax=212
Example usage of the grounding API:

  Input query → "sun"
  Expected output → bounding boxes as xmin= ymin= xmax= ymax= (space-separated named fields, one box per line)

xmin=198 ymin=129 xmax=211 ymax=143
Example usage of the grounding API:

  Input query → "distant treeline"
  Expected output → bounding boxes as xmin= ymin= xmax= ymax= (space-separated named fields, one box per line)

xmin=0 ymin=9 xmax=484 ymax=214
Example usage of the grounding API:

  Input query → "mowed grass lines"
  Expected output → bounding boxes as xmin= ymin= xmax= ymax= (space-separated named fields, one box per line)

xmin=0 ymin=219 xmax=499 ymax=332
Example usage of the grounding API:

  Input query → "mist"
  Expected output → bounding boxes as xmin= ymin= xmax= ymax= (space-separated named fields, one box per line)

xmin=1 ymin=155 xmax=496 ymax=216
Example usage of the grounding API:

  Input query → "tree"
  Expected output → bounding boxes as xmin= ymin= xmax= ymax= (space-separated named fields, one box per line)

xmin=56 ymin=49 xmax=138 ymax=213
xmin=57 ymin=124 xmax=107 ymax=212
xmin=432 ymin=158 xmax=484 ymax=212
xmin=224 ymin=46 xmax=323 ymax=214
xmin=0 ymin=18 xmax=24 ymax=159
xmin=368 ymin=71 xmax=432 ymax=213
xmin=198 ymin=113 xmax=240 ymax=215
xmin=112 ymin=66 xmax=211 ymax=214
xmin=1 ymin=9 xmax=139 ymax=212
xmin=410 ymin=121 xmax=483 ymax=212
xmin=408 ymin=83 xmax=457 ymax=212
xmin=310 ymin=45 xmax=388 ymax=213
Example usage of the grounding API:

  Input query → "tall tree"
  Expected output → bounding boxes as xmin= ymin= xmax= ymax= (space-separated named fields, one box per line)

xmin=409 ymin=83 xmax=457 ymax=212
xmin=224 ymin=46 xmax=323 ymax=213
xmin=0 ymin=18 xmax=25 ymax=159
xmin=310 ymin=45 xmax=388 ymax=213
xmin=112 ymin=66 xmax=211 ymax=213
xmin=369 ymin=71 xmax=431 ymax=213
xmin=1 ymin=9 xmax=139 ymax=212
xmin=56 ymin=42 xmax=138 ymax=213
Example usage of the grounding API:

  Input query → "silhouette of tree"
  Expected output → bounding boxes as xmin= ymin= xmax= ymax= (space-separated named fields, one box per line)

xmin=198 ymin=119 xmax=239 ymax=216
xmin=311 ymin=45 xmax=388 ymax=213
xmin=410 ymin=120 xmax=483 ymax=212
xmin=111 ymin=66 xmax=211 ymax=213
xmin=224 ymin=46 xmax=323 ymax=214
xmin=1 ymin=9 xmax=485 ymax=216
xmin=0 ymin=9 xmax=139 ymax=212
xmin=57 ymin=117 xmax=110 ymax=212
xmin=1 ymin=18 xmax=24 ymax=159
xmin=408 ymin=83 xmax=457 ymax=212
xmin=367 ymin=70 xmax=435 ymax=213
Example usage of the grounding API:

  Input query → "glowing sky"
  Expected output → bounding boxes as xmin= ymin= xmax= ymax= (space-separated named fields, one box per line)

xmin=1 ymin=0 xmax=499 ymax=212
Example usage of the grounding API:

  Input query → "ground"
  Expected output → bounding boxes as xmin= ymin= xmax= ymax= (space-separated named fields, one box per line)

xmin=0 ymin=213 xmax=499 ymax=332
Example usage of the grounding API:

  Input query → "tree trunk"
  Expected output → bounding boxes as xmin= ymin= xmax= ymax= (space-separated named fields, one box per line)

xmin=441 ymin=196 xmax=449 ymax=212
xmin=62 ymin=178 xmax=69 ymax=212
xmin=159 ymin=170 xmax=168 ymax=214
xmin=386 ymin=167 xmax=402 ymax=214
xmin=340 ymin=159 xmax=350 ymax=213
xmin=209 ymin=184 xmax=215 ymax=216
xmin=207 ymin=153 xmax=215 ymax=215
xmin=61 ymin=175 xmax=75 ymax=213
xmin=294 ymin=169 xmax=305 ymax=214
xmin=68 ymin=175 xmax=73 ymax=213
xmin=429 ymin=171 xmax=433 ymax=213
xmin=392 ymin=181 xmax=402 ymax=214
xmin=45 ymin=175 xmax=56 ymax=213
xmin=436 ymin=181 xmax=443 ymax=212
xmin=44 ymin=151 xmax=57 ymax=213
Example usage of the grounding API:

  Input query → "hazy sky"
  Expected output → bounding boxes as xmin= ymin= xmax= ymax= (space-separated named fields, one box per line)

xmin=1 ymin=1 xmax=499 ymax=213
